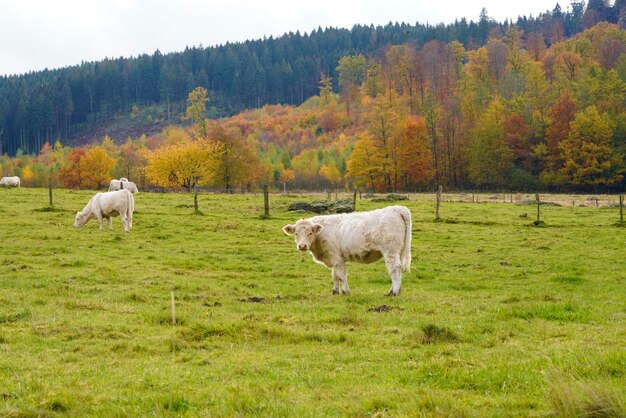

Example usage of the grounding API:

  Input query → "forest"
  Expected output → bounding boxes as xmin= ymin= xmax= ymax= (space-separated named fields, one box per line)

xmin=1 ymin=1 xmax=620 ymax=154
xmin=0 ymin=1 xmax=625 ymax=192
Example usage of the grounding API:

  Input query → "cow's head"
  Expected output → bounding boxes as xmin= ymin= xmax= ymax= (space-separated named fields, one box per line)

xmin=283 ymin=219 xmax=323 ymax=252
xmin=73 ymin=212 xmax=87 ymax=228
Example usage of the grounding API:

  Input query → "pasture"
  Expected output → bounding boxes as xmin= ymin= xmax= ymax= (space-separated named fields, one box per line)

xmin=0 ymin=188 xmax=625 ymax=417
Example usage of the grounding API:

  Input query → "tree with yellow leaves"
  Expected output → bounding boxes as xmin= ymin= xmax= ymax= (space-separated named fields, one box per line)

xmin=559 ymin=106 xmax=623 ymax=188
xmin=347 ymin=134 xmax=385 ymax=191
xmin=208 ymin=124 xmax=262 ymax=193
xmin=466 ymin=98 xmax=513 ymax=188
xmin=80 ymin=147 xmax=116 ymax=190
xmin=319 ymin=163 xmax=342 ymax=190
xmin=336 ymin=54 xmax=365 ymax=117
xmin=146 ymin=133 xmax=220 ymax=212
xmin=280 ymin=168 xmax=295 ymax=193
xmin=185 ymin=87 xmax=209 ymax=138
xmin=36 ymin=141 xmax=64 ymax=206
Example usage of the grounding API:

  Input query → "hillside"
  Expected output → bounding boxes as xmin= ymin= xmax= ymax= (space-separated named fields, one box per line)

xmin=1 ymin=0 xmax=624 ymax=156
xmin=1 ymin=22 xmax=625 ymax=193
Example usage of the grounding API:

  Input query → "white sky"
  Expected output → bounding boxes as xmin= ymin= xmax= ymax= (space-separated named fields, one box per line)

xmin=0 ymin=0 xmax=561 ymax=77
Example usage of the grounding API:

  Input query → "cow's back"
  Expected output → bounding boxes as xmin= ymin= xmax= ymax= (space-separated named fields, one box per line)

xmin=98 ymin=190 xmax=130 ymax=216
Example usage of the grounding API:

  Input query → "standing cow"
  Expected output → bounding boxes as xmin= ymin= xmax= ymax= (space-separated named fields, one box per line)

xmin=74 ymin=189 xmax=135 ymax=233
xmin=283 ymin=205 xmax=412 ymax=296
xmin=108 ymin=178 xmax=138 ymax=193
xmin=0 ymin=176 xmax=20 ymax=188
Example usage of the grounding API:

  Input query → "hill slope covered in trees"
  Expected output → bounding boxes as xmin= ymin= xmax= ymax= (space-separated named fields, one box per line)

xmin=1 ymin=0 xmax=624 ymax=156
xmin=1 ymin=21 xmax=624 ymax=193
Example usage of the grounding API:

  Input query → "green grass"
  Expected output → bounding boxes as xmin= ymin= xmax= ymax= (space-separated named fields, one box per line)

xmin=0 ymin=188 xmax=625 ymax=416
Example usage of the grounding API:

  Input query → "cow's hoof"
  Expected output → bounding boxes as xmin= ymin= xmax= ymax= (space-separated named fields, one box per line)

xmin=332 ymin=289 xmax=340 ymax=295
xmin=342 ymin=289 xmax=351 ymax=296
xmin=387 ymin=290 xmax=400 ymax=296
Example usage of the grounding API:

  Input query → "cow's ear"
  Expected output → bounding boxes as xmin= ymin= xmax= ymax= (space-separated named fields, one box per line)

xmin=312 ymin=223 xmax=323 ymax=234
xmin=282 ymin=224 xmax=296 ymax=235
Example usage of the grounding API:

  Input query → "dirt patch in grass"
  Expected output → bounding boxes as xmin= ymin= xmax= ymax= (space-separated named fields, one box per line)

xmin=367 ymin=305 xmax=403 ymax=313
xmin=239 ymin=296 xmax=267 ymax=303
xmin=33 ymin=206 xmax=70 ymax=212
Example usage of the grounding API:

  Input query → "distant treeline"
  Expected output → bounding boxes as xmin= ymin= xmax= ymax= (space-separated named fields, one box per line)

xmin=0 ymin=0 xmax=622 ymax=156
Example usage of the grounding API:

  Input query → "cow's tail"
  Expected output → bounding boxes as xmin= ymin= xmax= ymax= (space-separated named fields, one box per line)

xmin=126 ymin=189 xmax=134 ymax=229
xmin=399 ymin=206 xmax=412 ymax=272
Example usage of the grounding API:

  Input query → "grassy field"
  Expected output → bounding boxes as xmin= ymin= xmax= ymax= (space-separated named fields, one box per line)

xmin=0 ymin=188 xmax=625 ymax=417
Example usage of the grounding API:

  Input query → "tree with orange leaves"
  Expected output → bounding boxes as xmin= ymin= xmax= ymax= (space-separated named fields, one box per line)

xmin=544 ymin=91 xmax=577 ymax=171
xmin=118 ymin=137 xmax=146 ymax=184
xmin=503 ymin=113 xmax=532 ymax=171
xmin=397 ymin=115 xmax=433 ymax=189
xmin=59 ymin=148 xmax=87 ymax=189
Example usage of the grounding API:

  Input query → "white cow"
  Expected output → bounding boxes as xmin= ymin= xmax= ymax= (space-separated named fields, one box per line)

xmin=74 ymin=189 xmax=135 ymax=233
xmin=0 ymin=176 xmax=20 ymax=188
xmin=108 ymin=178 xmax=138 ymax=193
xmin=283 ymin=205 xmax=412 ymax=296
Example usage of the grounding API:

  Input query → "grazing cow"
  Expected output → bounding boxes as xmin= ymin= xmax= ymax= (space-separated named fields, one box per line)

xmin=0 ymin=176 xmax=20 ymax=188
xmin=108 ymin=178 xmax=138 ymax=193
xmin=74 ymin=189 xmax=135 ymax=233
xmin=283 ymin=205 xmax=412 ymax=296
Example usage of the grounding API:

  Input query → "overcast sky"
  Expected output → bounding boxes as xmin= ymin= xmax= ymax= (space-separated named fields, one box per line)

xmin=0 ymin=0 xmax=561 ymax=77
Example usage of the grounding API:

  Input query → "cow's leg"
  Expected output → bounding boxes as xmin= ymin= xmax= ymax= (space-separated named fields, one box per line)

xmin=106 ymin=216 xmax=113 ymax=231
xmin=331 ymin=266 xmax=341 ymax=294
xmin=96 ymin=213 xmax=104 ymax=230
xmin=384 ymin=253 xmax=403 ymax=296
xmin=120 ymin=213 xmax=129 ymax=233
xmin=332 ymin=262 xmax=350 ymax=295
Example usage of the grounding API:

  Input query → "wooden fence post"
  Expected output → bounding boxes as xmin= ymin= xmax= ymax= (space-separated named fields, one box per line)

xmin=435 ymin=185 xmax=442 ymax=222
xmin=620 ymin=195 xmax=624 ymax=223
xmin=48 ymin=170 xmax=53 ymax=207
xmin=263 ymin=184 xmax=269 ymax=217
xmin=535 ymin=192 xmax=541 ymax=223
xmin=170 ymin=291 xmax=176 ymax=325
xmin=353 ymin=188 xmax=357 ymax=211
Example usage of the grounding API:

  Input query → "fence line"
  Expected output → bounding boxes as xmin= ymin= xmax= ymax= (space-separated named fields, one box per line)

xmin=135 ymin=186 xmax=624 ymax=208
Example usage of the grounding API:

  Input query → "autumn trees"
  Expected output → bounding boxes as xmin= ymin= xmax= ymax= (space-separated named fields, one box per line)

xmin=58 ymin=147 xmax=115 ymax=189
xmin=3 ymin=21 xmax=626 ymax=194
xmin=559 ymin=106 xmax=623 ymax=187
xmin=347 ymin=100 xmax=433 ymax=192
